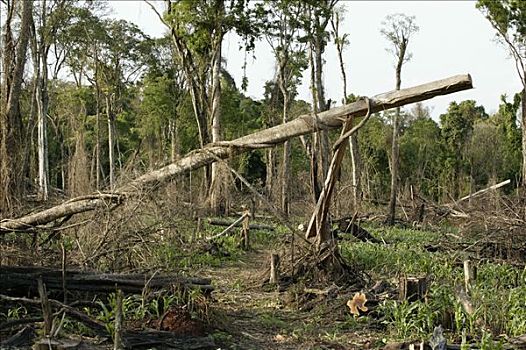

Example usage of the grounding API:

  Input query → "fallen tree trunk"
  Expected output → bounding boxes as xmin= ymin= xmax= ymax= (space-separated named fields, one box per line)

xmin=207 ymin=217 xmax=275 ymax=231
xmin=455 ymin=179 xmax=510 ymax=204
xmin=0 ymin=74 xmax=473 ymax=233
xmin=0 ymin=266 xmax=213 ymax=296
xmin=205 ymin=214 xmax=249 ymax=241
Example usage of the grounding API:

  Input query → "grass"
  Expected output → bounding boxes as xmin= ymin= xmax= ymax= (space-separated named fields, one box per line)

xmin=340 ymin=224 xmax=526 ymax=344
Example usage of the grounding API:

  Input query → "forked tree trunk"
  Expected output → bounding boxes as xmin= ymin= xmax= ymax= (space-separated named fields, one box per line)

xmin=0 ymin=75 xmax=473 ymax=232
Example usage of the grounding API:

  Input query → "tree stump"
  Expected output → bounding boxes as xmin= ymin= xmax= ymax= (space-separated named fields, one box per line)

xmin=399 ymin=276 xmax=427 ymax=302
xmin=269 ymin=253 xmax=280 ymax=284
xmin=241 ymin=206 xmax=250 ymax=250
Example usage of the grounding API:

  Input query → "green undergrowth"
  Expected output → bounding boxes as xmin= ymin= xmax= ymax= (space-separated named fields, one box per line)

xmin=340 ymin=225 xmax=526 ymax=344
xmin=151 ymin=219 xmax=281 ymax=270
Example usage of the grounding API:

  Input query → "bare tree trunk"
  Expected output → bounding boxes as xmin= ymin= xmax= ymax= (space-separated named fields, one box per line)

xmin=94 ymin=46 xmax=101 ymax=190
xmin=332 ymin=11 xmax=362 ymax=209
xmin=209 ymin=40 xmax=225 ymax=214
xmin=106 ymin=95 xmax=115 ymax=190
xmin=36 ymin=65 xmax=49 ymax=201
xmin=36 ymin=0 xmax=50 ymax=201
xmin=0 ymin=0 xmax=33 ymax=212
xmin=266 ymin=147 xmax=275 ymax=199
xmin=170 ymin=119 xmax=178 ymax=162
xmin=387 ymin=47 xmax=405 ymax=226
xmin=281 ymin=94 xmax=290 ymax=218
xmin=350 ymin=135 xmax=362 ymax=206
xmin=387 ymin=106 xmax=400 ymax=225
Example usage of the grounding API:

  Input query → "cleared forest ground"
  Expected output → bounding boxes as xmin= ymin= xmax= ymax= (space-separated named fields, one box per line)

xmin=1 ymin=216 xmax=525 ymax=349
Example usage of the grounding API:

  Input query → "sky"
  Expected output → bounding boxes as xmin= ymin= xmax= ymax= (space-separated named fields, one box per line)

xmin=109 ymin=1 xmax=523 ymax=120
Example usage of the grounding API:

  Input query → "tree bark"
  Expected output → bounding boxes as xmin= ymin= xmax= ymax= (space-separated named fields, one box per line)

xmin=266 ymin=147 xmax=275 ymax=200
xmin=209 ymin=35 xmax=224 ymax=214
xmin=36 ymin=0 xmax=50 ymax=201
xmin=349 ymin=135 xmax=362 ymax=207
xmin=278 ymin=60 xmax=291 ymax=217
xmin=0 ymin=0 xmax=33 ymax=212
xmin=387 ymin=43 xmax=406 ymax=226
xmin=106 ymin=95 xmax=115 ymax=190
xmin=0 ymin=74 xmax=473 ymax=232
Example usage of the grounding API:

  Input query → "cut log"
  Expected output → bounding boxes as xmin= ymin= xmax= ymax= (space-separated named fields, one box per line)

xmin=0 ymin=266 xmax=213 ymax=296
xmin=0 ymin=74 xmax=473 ymax=233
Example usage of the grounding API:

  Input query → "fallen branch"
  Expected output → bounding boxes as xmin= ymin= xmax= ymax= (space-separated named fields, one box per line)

xmin=207 ymin=218 xmax=275 ymax=231
xmin=455 ymin=179 xmax=511 ymax=205
xmin=0 ymin=294 xmax=108 ymax=336
xmin=205 ymin=213 xmax=248 ymax=241
xmin=0 ymin=74 xmax=473 ymax=233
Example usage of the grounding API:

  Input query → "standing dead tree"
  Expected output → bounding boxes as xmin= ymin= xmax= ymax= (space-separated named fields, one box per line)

xmin=0 ymin=74 xmax=472 ymax=233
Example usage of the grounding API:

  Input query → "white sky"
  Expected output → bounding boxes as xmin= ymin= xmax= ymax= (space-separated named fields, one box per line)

xmin=109 ymin=1 xmax=522 ymax=120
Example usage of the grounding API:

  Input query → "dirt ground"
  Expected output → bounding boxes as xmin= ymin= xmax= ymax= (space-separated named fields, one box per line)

xmin=202 ymin=248 xmax=379 ymax=350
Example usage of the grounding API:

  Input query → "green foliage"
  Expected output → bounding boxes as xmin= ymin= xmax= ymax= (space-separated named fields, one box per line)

xmin=357 ymin=114 xmax=391 ymax=200
xmin=400 ymin=117 xmax=443 ymax=199
xmin=342 ymin=226 xmax=526 ymax=342
xmin=477 ymin=0 xmax=526 ymax=43
xmin=439 ymin=100 xmax=488 ymax=198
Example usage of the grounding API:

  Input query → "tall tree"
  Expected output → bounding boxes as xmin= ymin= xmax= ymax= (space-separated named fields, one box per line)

xmin=1 ymin=0 xmax=34 ymax=213
xmin=302 ymin=0 xmax=337 ymax=204
xmin=165 ymin=0 xmax=256 ymax=214
xmin=381 ymin=13 xmax=419 ymax=225
xmin=331 ymin=5 xmax=362 ymax=208
xmin=477 ymin=0 xmax=526 ymax=186
xmin=261 ymin=0 xmax=307 ymax=217
xmin=30 ymin=0 xmax=72 ymax=200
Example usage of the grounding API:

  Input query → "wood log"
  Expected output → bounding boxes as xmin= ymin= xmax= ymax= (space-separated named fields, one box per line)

xmin=0 ymin=266 xmax=213 ymax=296
xmin=0 ymin=74 xmax=472 ymax=233
xmin=207 ymin=218 xmax=275 ymax=231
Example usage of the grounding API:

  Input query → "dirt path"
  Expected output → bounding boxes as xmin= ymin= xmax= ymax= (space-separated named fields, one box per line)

xmin=200 ymin=248 xmax=374 ymax=350
xmin=201 ymin=249 xmax=297 ymax=349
